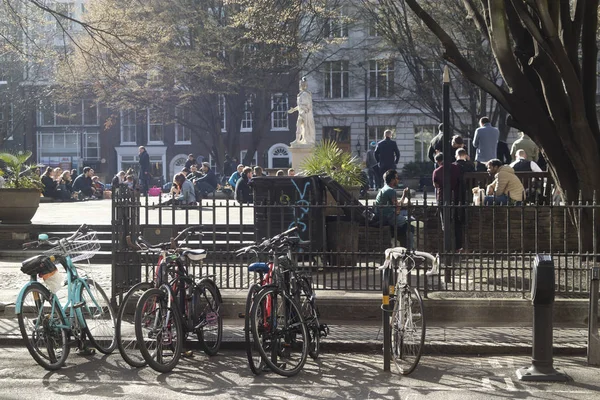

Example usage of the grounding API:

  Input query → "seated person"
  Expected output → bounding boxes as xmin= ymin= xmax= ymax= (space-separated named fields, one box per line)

xmin=374 ymin=169 xmax=413 ymax=249
xmin=187 ymin=164 xmax=203 ymax=182
xmin=288 ymin=168 xmax=295 ymax=176
xmin=111 ymin=171 xmax=126 ymax=188
xmin=229 ymin=164 xmax=244 ymax=189
xmin=253 ymin=166 xmax=266 ymax=177
xmin=125 ymin=175 xmax=135 ymax=190
xmin=276 ymin=170 xmax=285 ymax=176
xmin=73 ymin=166 xmax=96 ymax=199
xmin=91 ymin=176 xmax=105 ymax=199
xmin=510 ymin=149 xmax=542 ymax=172
xmin=484 ymin=159 xmax=525 ymax=205
xmin=41 ymin=167 xmax=59 ymax=199
xmin=234 ymin=167 xmax=253 ymax=204
xmin=194 ymin=162 xmax=217 ymax=199
xmin=57 ymin=171 xmax=75 ymax=201
xmin=173 ymin=173 xmax=196 ymax=205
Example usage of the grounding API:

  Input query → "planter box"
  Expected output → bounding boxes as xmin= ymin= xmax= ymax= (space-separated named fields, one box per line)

xmin=0 ymin=188 xmax=41 ymax=224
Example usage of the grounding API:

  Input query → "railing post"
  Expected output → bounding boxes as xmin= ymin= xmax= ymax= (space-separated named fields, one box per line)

xmin=588 ymin=267 xmax=600 ymax=366
xmin=382 ymin=266 xmax=392 ymax=372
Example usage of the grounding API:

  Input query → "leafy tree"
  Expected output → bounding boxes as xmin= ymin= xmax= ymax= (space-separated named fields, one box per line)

xmin=398 ymin=0 xmax=600 ymax=249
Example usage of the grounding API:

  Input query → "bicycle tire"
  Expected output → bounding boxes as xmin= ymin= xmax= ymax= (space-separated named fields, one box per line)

xmin=79 ymin=278 xmax=117 ymax=354
xmin=245 ymin=284 xmax=265 ymax=375
xmin=17 ymin=283 xmax=70 ymax=370
xmin=250 ymin=286 xmax=309 ymax=377
xmin=116 ymin=281 xmax=153 ymax=367
xmin=194 ymin=280 xmax=223 ymax=356
xmin=390 ymin=286 xmax=425 ymax=375
xmin=297 ymin=276 xmax=320 ymax=359
xmin=135 ymin=287 xmax=183 ymax=373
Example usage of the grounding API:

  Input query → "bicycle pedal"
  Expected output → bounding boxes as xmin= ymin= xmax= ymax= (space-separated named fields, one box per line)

xmin=73 ymin=301 xmax=85 ymax=309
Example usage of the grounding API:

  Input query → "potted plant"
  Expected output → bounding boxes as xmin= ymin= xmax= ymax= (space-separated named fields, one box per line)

xmin=0 ymin=151 xmax=43 ymax=224
xmin=300 ymin=140 xmax=367 ymax=209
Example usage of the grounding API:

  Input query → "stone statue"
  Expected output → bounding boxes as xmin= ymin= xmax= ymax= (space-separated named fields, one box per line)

xmin=289 ymin=77 xmax=316 ymax=145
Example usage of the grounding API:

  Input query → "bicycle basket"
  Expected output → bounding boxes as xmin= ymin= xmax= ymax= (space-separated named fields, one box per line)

xmin=43 ymin=232 xmax=101 ymax=262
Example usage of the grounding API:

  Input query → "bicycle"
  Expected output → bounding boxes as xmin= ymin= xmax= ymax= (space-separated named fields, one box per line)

xmin=16 ymin=224 xmax=117 ymax=370
xmin=116 ymin=226 xmax=203 ymax=368
xmin=380 ymin=246 xmax=439 ymax=375
xmin=244 ymin=227 xmax=315 ymax=377
xmin=134 ymin=227 xmax=223 ymax=372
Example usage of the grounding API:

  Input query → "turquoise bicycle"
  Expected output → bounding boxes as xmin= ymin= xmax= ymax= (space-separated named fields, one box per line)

xmin=15 ymin=224 xmax=117 ymax=370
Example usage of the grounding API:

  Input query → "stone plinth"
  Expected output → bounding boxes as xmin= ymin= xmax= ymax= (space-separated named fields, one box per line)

xmin=289 ymin=143 xmax=315 ymax=171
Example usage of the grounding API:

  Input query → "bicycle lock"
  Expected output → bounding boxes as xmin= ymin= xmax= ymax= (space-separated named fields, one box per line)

xmin=588 ymin=266 xmax=600 ymax=366
xmin=516 ymin=255 xmax=568 ymax=382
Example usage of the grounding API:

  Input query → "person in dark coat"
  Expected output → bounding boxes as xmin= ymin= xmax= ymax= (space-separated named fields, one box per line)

xmin=138 ymin=146 xmax=151 ymax=194
xmin=374 ymin=129 xmax=400 ymax=179
xmin=41 ymin=167 xmax=58 ymax=199
xmin=234 ymin=167 xmax=253 ymax=204
xmin=73 ymin=166 xmax=95 ymax=198
xmin=184 ymin=154 xmax=195 ymax=170
xmin=194 ymin=162 xmax=217 ymax=199
xmin=428 ymin=123 xmax=444 ymax=163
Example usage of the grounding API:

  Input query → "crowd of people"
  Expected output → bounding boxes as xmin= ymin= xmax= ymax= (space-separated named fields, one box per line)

xmin=41 ymin=165 xmax=106 ymax=201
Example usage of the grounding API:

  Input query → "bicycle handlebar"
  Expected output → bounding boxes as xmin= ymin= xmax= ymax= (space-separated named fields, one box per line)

xmin=22 ymin=224 xmax=90 ymax=250
xmin=129 ymin=225 xmax=203 ymax=251
xmin=380 ymin=247 xmax=440 ymax=276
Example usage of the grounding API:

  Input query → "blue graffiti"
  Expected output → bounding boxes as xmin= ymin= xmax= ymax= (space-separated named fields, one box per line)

xmin=288 ymin=179 xmax=311 ymax=232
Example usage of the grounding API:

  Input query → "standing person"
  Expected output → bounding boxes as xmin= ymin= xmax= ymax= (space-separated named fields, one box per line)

xmin=374 ymin=129 xmax=400 ymax=181
xmin=497 ymin=140 xmax=511 ymax=164
xmin=510 ymin=149 xmax=542 ymax=172
xmin=365 ymin=141 xmax=379 ymax=190
xmin=234 ymin=167 xmax=253 ymax=204
xmin=138 ymin=146 xmax=151 ymax=194
xmin=223 ymin=154 xmax=234 ymax=177
xmin=473 ymin=117 xmax=499 ymax=171
xmin=510 ymin=132 xmax=539 ymax=162
xmin=427 ymin=123 xmax=444 ymax=163
xmin=432 ymin=153 xmax=462 ymax=250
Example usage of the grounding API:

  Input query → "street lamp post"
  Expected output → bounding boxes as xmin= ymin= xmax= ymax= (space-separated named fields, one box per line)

xmin=358 ymin=62 xmax=369 ymax=154
xmin=442 ymin=66 xmax=452 ymax=282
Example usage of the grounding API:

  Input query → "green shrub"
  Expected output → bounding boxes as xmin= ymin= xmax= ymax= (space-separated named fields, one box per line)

xmin=300 ymin=140 xmax=365 ymax=187
xmin=401 ymin=161 xmax=435 ymax=178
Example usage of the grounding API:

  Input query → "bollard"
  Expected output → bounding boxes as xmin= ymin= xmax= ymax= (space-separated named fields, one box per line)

xmin=516 ymin=255 xmax=568 ymax=382
xmin=588 ymin=267 xmax=600 ymax=366
xmin=381 ymin=266 xmax=392 ymax=372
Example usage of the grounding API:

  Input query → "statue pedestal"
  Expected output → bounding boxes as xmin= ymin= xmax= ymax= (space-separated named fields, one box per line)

xmin=289 ymin=143 xmax=314 ymax=172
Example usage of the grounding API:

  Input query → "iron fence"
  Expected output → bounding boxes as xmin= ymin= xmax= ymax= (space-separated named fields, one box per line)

xmin=110 ymin=181 xmax=599 ymax=302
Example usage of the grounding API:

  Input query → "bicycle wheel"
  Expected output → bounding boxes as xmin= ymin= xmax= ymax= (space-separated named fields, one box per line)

xmin=17 ymin=283 xmax=70 ymax=370
xmin=245 ymin=284 xmax=265 ymax=375
xmin=297 ymin=277 xmax=320 ymax=360
xmin=390 ymin=286 xmax=425 ymax=375
xmin=116 ymin=282 xmax=153 ymax=367
xmin=79 ymin=278 xmax=117 ymax=354
xmin=250 ymin=286 xmax=308 ymax=377
xmin=135 ymin=287 xmax=183 ymax=373
xmin=193 ymin=280 xmax=223 ymax=356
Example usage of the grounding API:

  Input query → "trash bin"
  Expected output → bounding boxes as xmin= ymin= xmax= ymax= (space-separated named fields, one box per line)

xmin=252 ymin=176 xmax=325 ymax=250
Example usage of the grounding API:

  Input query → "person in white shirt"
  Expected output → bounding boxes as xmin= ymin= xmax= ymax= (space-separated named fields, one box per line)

xmin=510 ymin=149 xmax=542 ymax=172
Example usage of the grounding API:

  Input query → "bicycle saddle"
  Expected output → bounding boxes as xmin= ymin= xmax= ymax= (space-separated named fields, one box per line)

xmin=248 ymin=262 xmax=269 ymax=273
xmin=181 ymin=249 xmax=207 ymax=261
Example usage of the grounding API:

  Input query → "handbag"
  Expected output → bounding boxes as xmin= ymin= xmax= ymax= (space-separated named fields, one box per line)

xmin=148 ymin=186 xmax=162 ymax=196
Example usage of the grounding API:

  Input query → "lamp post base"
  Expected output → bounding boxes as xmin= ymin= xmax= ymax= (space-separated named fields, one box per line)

xmin=516 ymin=365 xmax=569 ymax=382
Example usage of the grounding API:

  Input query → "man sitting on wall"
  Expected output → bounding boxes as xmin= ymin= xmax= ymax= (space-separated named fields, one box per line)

xmin=484 ymin=159 xmax=525 ymax=205
xmin=194 ymin=162 xmax=217 ymax=200
xmin=234 ymin=167 xmax=253 ymax=204
xmin=374 ymin=169 xmax=413 ymax=249
xmin=73 ymin=166 xmax=96 ymax=199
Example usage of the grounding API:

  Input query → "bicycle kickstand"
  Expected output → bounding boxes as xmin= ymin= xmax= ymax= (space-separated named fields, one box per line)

xmin=76 ymin=331 xmax=95 ymax=357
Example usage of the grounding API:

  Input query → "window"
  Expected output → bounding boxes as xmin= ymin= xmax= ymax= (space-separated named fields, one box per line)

xmin=36 ymin=132 xmax=80 ymax=164
xmin=83 ymin=100 xmax=98 ymax=125
xmin=324 ymin=61 xmax=349 ymax=99
xmin=414 ymin=125 xmax=436 ymax=162
xmin=147 ymin=109 xmax=164 ymax=143
xmin=208 ymin=154 xmax=217 ymax=171
xmin=83 ymin=132 xmax=100 ymax=160
xmin=368 ymin=126 xmax=394 ymax=144
xmin=369 ymin=60 xmax=395 ymax=98
xmin=38 ymin=100 xmax=55 ymax=126
xmin=240 ymin=94 xmax=254 ymax=132
xmin=218 ymin=94 xmax=226 ymax=132
xmin=271 ymin=93 xmax=289 ymax=130
xmin=240 ymin=150 xmax=258 ymax=166
xmin=175 ymin=107 xmax=191 ymax=144
xmin=54 ymin=2 xmax=75 ymax=32
xmin=368 ymin=19 xmax=380 ymax=37
xmin=121 ymin=110 xmax=137 ymax=144
xmin=325 ymin=7 xmax=348 ymax=38
xmin=418 ymin=61 xmax=441 ymax=96
xmin=269 ymin=144 xmax=290 ymax=168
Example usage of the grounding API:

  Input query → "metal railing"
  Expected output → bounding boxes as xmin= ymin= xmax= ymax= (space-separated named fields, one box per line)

xmin=110 ymin=182 xmax=599 ymax=301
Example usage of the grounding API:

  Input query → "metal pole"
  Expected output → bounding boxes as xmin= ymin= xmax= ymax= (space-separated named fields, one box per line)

xmin=589 ymin=267 xmax=600 ymax=365
xmin=364 ymin=67 xmax=368 ymax=152
xmin=442 ymin=66 xmax=452 ymax=282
